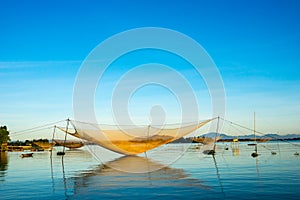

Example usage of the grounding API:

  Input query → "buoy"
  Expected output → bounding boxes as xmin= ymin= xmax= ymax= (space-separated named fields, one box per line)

xmin=251 ymin=152 xmax=258 ymax=157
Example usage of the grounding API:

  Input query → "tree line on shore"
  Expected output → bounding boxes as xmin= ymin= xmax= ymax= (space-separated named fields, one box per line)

xmin=1 ymin=126 xmax=52 ymax=151
xmin=0 ymin=126 xmax=10 ymax=150
xmin=8 ymin=139 xmax=50 ymax=146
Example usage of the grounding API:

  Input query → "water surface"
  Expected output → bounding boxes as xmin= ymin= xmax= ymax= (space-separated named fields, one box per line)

xmin=0 ymin=142 xmax=300 ymax=199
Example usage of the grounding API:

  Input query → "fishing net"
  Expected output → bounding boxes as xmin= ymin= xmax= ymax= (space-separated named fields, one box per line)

xmin=68 ymin=119 xmax=213 ymax=155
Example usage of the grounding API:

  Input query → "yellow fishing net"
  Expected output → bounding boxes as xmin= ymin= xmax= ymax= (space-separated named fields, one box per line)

xmin=67 ymin=119 xmax=212 ymax=155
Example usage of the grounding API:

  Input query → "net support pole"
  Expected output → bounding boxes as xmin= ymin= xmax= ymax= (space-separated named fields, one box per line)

xmin=62 ymin=119 xmax=70 ymax=153
xmin=213 ymin=116 xmax=220 ymax=152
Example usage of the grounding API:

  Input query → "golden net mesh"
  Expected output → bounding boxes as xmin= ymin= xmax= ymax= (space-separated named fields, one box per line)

xmin=67 ymin=119 xmax=212 ymax=155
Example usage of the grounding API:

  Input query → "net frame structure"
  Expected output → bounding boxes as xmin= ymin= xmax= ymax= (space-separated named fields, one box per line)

xmin=64 ymin=118 xmax=214 ymax=155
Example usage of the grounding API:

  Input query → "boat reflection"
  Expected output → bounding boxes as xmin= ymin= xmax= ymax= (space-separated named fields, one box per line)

xmin=69 ymin=156 xmax=209 ymax=198
xmin=0 ymin=152 xmax=8 ymax=181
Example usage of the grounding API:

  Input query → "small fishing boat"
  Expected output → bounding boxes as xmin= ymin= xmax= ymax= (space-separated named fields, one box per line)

xmin=251 ymin=112 xmax=259 ymax=158
xmin=57 ymin=151 xmax=65 ymax=156
xmin=203 ymin=117 xmax=221 ymax=156
xmin=21 ymin=153 xmax=33 ymax=158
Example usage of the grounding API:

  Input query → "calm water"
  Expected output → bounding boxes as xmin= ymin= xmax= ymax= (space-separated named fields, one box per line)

xmin=1 ymin=142 xmax=300 ymax=200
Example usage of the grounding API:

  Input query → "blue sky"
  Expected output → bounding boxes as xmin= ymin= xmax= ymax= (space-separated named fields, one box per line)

xmin=0 ymin=0 xmax=300 ymax=139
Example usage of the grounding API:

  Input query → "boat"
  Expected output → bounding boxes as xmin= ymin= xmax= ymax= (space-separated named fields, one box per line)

xmin=20 ymin=153 xmax=33 ymax=158
xmin=57 ymin=151 xmax=65 ymax=156
xmin=251 ymin=112 xmax=259 ymax=158
xmin=233 ymin=138 xmax=238 ymax=143
xmin=251 ymin=151 xmax=258 ymax=157
xmin=202 ymin=117 xmax=221 ymax=155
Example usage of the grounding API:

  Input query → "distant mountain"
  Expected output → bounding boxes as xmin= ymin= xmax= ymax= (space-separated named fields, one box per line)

xmin=264 ymin=133 xmax=300 ymax=140
xmin=171 ymin=132 xmax=300 ymax=143
xmin=199 ymin=132 xmax=300 ymax=140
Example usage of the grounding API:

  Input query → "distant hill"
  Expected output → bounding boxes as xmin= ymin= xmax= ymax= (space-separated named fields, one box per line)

xmin=199 ymin=132 xmax=300 ymax=140
xmin=169 ymin=132 xmax=300 ymax=143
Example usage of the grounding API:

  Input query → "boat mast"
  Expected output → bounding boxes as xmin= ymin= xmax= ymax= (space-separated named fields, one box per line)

xmin=251 ymin=112 xmax=258 ymax=157
xmin=254 ymin=112 xmax=257 ymax=153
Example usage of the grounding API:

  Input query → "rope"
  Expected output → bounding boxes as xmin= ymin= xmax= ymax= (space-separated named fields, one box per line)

xmin=11 ymin=126 xmax=53 ymax=137
xmin=220 ymin=117 xmax=300 ymax=148
xmin=69 ymin=118 xmax=215 ymax=127
xmin=11 ymin=119 xmax=66 ymax=135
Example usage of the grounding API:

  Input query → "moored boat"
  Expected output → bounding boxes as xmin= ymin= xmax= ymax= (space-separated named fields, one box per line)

xmin=21 ymin=153 xmax=33 ymax=158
